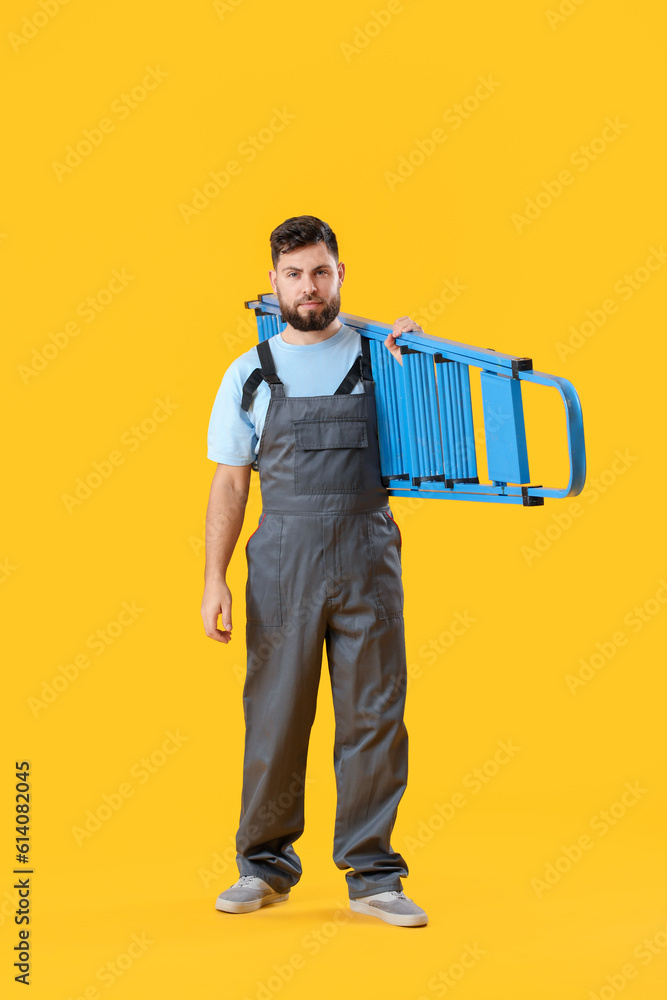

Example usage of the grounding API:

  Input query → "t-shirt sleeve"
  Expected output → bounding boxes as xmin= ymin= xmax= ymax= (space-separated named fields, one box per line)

xmin=207 ymin=360 xmax=257 ymax=465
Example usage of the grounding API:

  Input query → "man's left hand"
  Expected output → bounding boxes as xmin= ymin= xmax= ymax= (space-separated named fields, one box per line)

xmin=384 ymin=316 xmax=425 ymax=365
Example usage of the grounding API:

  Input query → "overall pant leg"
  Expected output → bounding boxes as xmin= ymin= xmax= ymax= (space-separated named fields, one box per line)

xmin=324 ymin=511 xmax=410 ymax=899
xmin=236 ymin=513 xmax=328 ymax=894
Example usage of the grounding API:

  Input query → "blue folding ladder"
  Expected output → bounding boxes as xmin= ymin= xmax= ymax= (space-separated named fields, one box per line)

xmin=244 ymin=293 xmax=586 ymax=507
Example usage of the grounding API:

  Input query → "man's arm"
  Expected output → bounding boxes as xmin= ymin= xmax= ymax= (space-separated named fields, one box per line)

xmin=201 ymin=462 xmax=252 ymax=644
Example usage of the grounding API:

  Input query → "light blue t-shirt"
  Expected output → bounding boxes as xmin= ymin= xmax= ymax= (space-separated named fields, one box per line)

xmin=207 ymin=323 xmax=365 ymax=465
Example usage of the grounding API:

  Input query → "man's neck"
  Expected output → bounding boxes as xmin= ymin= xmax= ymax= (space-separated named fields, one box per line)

xmin=280 ymin=319 xmax=343 ymax=346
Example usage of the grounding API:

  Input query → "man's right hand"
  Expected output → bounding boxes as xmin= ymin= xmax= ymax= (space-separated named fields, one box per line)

xmin=201 ymin=462 xmax=251 ymax=645
xmin=201 ymin=579 xmax=233 ymax=643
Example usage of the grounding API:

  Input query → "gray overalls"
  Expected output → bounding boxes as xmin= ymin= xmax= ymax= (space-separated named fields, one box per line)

xmin=236 ymin=334 xmax=410 ymax=900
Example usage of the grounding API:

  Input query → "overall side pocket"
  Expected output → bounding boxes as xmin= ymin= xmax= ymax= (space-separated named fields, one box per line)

xmin=367 ymin=511 xmax=404 ymax=620
xmin=245 ymin=513 xmax=283 ymax=627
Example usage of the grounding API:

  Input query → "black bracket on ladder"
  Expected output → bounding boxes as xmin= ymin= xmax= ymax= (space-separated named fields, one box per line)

xmin=412 ymin=474 xmax=453 ymax=487
xmin=512 ymin=357 xmax=533 ymax=377
xmin=486 ymin=349 xmax=533 ymax=378
xmin=382 ymin=474 xmax=410 ymax=485
xmin=521 ymin=485 xmax=544 ymax=506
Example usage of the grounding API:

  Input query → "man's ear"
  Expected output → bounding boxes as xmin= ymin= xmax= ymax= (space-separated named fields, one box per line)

xmin=337 ymin=261 xmax=345 ymax=284
xmin=268 ymin=269 xmax=276 ymax=291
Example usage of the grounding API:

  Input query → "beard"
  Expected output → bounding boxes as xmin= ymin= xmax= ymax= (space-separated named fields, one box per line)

xmin=276 ymin=286 xmax=341 ymax=332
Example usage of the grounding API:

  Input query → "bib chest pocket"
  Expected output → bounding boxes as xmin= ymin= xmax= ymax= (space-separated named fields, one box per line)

xmin=293 ymin=418 xmax=368 ymax=495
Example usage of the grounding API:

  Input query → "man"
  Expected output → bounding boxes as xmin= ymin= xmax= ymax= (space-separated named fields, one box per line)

xmin=201 ymin=215 xmax=428 ymax=927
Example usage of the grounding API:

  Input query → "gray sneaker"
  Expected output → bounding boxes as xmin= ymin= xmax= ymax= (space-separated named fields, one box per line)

xmin=350 ymin=889 xmax=428 ymax=927
xmin=215 ymin=875 xmax=290 ymax=914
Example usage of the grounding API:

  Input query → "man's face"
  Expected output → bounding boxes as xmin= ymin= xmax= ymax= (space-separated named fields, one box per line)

xmin=269 ymin=243 xmax=344 ymax=332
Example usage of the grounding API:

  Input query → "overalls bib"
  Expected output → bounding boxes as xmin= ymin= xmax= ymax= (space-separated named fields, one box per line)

xmin=236 ymin=333 xmax=410 ymax=900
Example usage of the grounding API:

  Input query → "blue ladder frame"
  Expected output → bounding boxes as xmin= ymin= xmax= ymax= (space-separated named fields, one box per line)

xmin=244 ymin=293 xmax=586 ymax=507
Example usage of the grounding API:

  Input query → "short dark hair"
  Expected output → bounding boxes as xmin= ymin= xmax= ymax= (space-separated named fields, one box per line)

xmin=270 ymin=215 xmax=339 ymax=270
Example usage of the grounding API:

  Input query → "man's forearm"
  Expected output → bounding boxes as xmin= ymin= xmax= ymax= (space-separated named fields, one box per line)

xmin=204 ymin=479 xmax=248 ymax=583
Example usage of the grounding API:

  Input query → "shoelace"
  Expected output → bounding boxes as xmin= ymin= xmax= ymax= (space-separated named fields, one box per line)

xmin=236 ymin=875 xmax=263 ymax=886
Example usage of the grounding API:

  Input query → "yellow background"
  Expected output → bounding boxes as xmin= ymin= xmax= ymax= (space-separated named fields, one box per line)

xmin=2 ymin=0 xmax=667 ymax=997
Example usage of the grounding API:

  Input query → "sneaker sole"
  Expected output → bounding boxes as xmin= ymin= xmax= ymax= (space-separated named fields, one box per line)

xmin=215 ymin=892 xmax=290 ymax=914
xmin=349 ymin=899 xmax=428 ymax=927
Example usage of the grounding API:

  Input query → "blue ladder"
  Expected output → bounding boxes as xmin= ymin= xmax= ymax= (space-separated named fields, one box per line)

xmin=244 ymin=293 xmax=586 ymax=507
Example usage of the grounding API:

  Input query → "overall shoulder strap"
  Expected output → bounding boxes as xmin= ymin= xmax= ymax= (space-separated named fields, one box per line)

xmin=240 ymin=340 xmax=283 ymax=412
xmin=256 ymin=338 xmax=278 ymax=376
xmin=360 ymin=335 xmax=372 ymax=379
xmin=333 ymin=335 xmax=373 ymax=395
